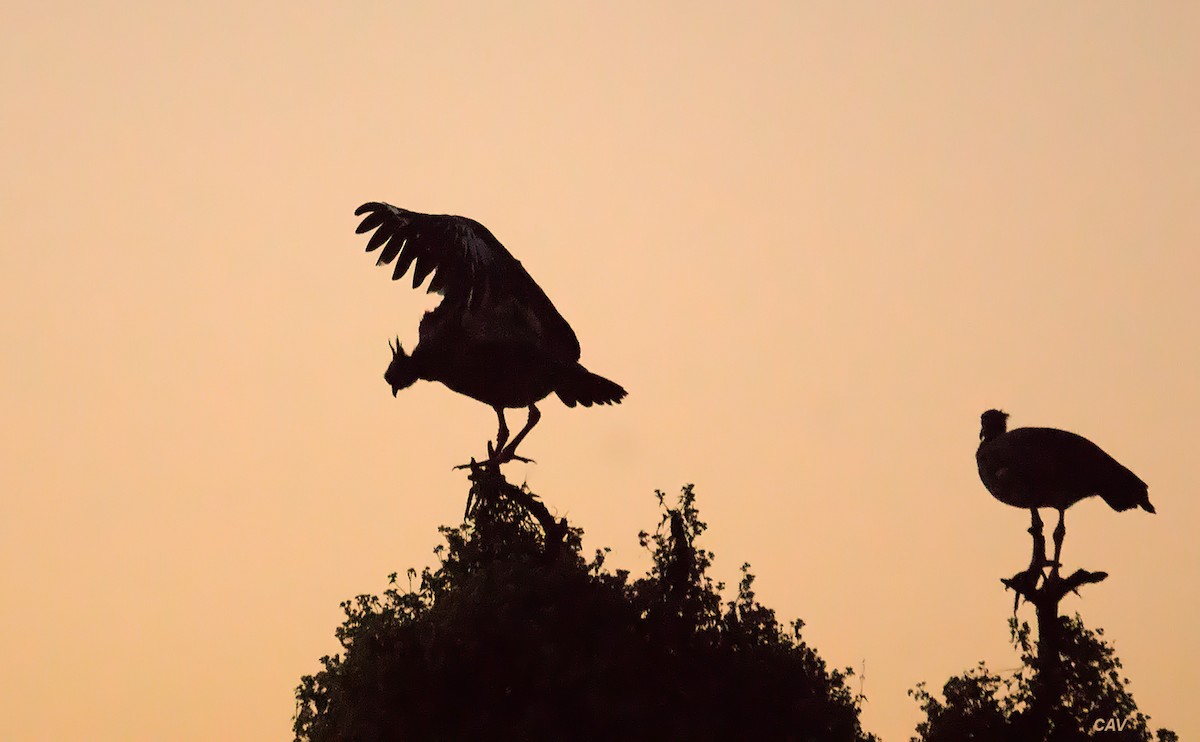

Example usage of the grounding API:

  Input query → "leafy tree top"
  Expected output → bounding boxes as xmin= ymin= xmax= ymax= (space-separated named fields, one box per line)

xmin=295 ymin=481 xmax=875 ymax=742
xmin=910 ymin=615 xmax=1175 ymax=742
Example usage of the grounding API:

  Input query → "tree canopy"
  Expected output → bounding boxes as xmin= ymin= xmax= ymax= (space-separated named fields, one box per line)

xmin=294 ymin=482 xmax=875 ymax=742
xmin=910 ymin=615 xmax=1176 ymax=742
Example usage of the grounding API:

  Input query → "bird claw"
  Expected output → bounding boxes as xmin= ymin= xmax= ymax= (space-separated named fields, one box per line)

xmin=453 ymin=449 xmax=536 ymax=472
xmin=491 ymin=449 xmax=535 ymax=466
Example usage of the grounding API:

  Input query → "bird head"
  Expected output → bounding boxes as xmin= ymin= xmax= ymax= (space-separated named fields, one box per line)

xmin=384 ymin=336 xmax=418 ymax=396
xmin=980 ymin=409 xmax=1010 ymax=441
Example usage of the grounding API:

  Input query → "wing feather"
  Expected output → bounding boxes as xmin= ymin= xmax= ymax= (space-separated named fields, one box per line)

xmin=427 ymin=269 xmax=447 ymax=295
xmin=365 ymin=227 xmax=392 ymax=253
xmin=354 ymin=202 xmax=581 ymax=361
xmin=354 ymin=209 xmax=389 ymax=234
xmin=412 ymin=253 xmax=436 ymax=288
xmin=391 ymin=245 xmax=417 ymax=281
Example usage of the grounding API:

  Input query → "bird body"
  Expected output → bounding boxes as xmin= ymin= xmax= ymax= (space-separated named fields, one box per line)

xmin=976 ymin=411 xmax=1153 ymax=515
xmin=976 ymin=409 xmax=1153 ymax=577
xmin=408 ymin=325 xmax=615 ymax=411
xmin=356 ymin=202 xmax=625 ymax=463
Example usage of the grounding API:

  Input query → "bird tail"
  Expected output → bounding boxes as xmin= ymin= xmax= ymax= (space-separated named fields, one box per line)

xmin=555 ymin=365 xmax=627 ymax=408
xmin=1099 ymin=481 xmax=1155 ymax=514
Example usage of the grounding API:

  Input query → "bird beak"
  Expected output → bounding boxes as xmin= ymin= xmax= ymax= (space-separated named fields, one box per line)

xmin=391 ymin=386 xmax=399 ymax=398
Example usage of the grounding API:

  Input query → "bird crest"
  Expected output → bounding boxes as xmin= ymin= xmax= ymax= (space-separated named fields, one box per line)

xmin=384 ymin=335 xmax=418 ymax=396
xmin=980 ymin=409 xmax=1010 ymax=440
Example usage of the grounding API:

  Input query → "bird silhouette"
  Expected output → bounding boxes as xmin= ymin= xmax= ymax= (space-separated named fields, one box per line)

xmin=355 ymin=202 xmax=626 ymax=465
xmin=976 ymin=409 xmax=1154 ymax=577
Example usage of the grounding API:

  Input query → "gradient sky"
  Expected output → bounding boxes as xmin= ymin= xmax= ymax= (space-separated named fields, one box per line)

xmin=3 ymin=3 xmax=1198 ymax=740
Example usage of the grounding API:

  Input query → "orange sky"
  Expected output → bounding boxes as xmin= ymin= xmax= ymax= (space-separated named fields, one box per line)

xmin=3 ymin=3 xmax=1198 ymax=740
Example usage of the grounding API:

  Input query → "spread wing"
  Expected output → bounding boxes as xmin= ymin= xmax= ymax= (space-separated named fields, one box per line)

xmin=354 ymin=202 xmax=581 ymax=362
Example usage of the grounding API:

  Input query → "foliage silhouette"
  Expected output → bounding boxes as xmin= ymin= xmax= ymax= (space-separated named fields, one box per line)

xmin=910 ymin=615 xmax=1175 ymax=742
xmin=294 ymin=482 xmax=875 ymax=741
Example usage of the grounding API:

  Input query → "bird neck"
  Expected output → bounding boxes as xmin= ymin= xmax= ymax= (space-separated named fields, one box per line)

xmin=979 ymin=423 xmax=1008 ymax=444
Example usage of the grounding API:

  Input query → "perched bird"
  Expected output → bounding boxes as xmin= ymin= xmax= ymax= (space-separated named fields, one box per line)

xmin=976 ymin=409 xmax=1154 ymax=574
xmin=354 ymin=202 xmax=626 ymax=465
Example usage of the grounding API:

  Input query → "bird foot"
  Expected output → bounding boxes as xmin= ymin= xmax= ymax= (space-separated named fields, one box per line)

xmin=453 ymin=450 xmax=535 ymax=472
xmin=1035 ymin=557 xmax=1062 ymax=580
xmin=492 ymin=449 xmax=535 ymax=466
xmin=453 ymin=457 xmax=482 ymax=471
xmin=486 ymin=440 xmax=534 ymax=464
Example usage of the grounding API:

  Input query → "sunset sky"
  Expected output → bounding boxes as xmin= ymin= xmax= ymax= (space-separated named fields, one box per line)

xmin=3 ymin=3 xmax=1198 ymax=740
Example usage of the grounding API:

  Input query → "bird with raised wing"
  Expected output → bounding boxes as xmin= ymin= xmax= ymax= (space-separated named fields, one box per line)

xmin=976 ymin=409 xmax=1154 ymax=577
xmin=354 ymin=202 xmax=626 ymax=466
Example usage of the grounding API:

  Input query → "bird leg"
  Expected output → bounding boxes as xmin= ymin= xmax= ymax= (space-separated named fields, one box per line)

xmin=494 ymin=404 xmax=540 ymax=465
xmin=491 ymin=407 xmax=510 ymax=459
xmin=454 ymin=407 xmax=533 ymax=471
xmin=456 ymin=408 xmax=508 ymax=471
xmin=1005 ymin=509 xmax=1050 ymax=612
xmin=1025 ymin=508 xmax=1049 ymax=582
xmin=1028 ymin=508 xmax=1044 ymax=561
xmin=1050 ymin=508 xmax=1066 ymax=578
